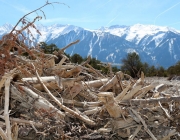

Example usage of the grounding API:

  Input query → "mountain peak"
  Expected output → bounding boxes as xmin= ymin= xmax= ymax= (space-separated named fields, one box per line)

xmin=109 ymin=25 xmax=128 ymax=29
xmin=0 ymin=23 xmax=14 ymax=34
xmin=3 ymin=23 xmax=14 ymax=29
xmin=131 ymin=24 xmax=179 ymax=33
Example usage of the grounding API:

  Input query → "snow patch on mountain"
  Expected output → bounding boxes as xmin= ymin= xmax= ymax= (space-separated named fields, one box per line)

xmin=14 ymin=24 xmax=84 ymax=43
xmin=0 ymin=23 xmax=13 ymax=35
xmin=88 ymin=40 xmax=93 ymax=56
xmin=152 ymin=33 xmax=165 ymax=47
xmin=106 ymin=53 xmax=116 ymax=62
xmin=168 ymin=39 xmax=173 ymax=55
xmin=97 ymin=24 xmax=180 ymax=45
xmin=151 ymin=56 xmax=156 ymax=61
xmin=115 ymin=48 xmax=120 ymax=53
xmin=174 ymin=54 xmax=177 ymax=60
xmin=126 ymin=48 xmax=137 ymax=54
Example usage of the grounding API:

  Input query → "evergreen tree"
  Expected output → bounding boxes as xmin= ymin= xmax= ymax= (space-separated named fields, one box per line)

xmin=121 ymin=52 xmax=143 ymax=78
xmin=89 ymin=58 xmax=101 ymax=69
xmin=142 ymin=62 xmax=150 ymax=76
xmin=149 ymin=66 xmax=157 ymax=76
xmin=112 ymin=66 xmax=119 ymax=73
xmin=167 ymin=61 xmax=180 ymax=76
xmin=70 ymin=53 xmax=83 ymax=64
xmin=39 ymin=42 xmax=59 ymax=54
xmin=157 ymin=66 xmax=166 ymax=77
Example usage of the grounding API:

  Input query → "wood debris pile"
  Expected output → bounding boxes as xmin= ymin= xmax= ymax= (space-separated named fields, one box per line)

xmin=0 ymin=22 xmax=180 ymax=140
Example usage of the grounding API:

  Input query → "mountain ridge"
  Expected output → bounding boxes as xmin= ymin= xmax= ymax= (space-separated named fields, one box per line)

xmin=1 ymin=23 xmax=180 ymax=68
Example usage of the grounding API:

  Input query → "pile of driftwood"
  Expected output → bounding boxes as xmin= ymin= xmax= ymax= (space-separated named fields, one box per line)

xmin=0 ymin=37 xmax=180 ymax=140
xmin=0 ymin=8 xmax=180 ymax=139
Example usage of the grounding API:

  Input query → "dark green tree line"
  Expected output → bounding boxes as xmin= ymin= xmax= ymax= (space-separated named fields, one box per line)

xmin=120 ymin=52 xmax=179 ymax=78
xmin=167 ymin=61 xmax=180 ymax=75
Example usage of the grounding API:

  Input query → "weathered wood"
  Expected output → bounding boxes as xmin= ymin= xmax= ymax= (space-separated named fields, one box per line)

xmin=4 ymin=77 xmax=12 ymax=140
xmin=11 ymin=85 xmax=65 ymax=120
xmin=122 ymin=96 xmax=180 ymax=106
xmin=86 ymin=63 xmax=105 ymax=78
xmin=98 ymin=92 xmax=122 ymax=118
xmin=34 ymin=67 xmax=96 ymax=126
xmin=80 ymin=55 xmax=91 ymax=66
xmin=115 ymin=84 xmax=131 ymax=101
xmin=122 ymin=85 xmax=142 ymax=100
xmin=83 ymin=78 xmax=109 ymax=88
xmin=10 ymin=122 xmax=18 ymax=140
xmin=121 ymin=74 xmax=144 ymax=100
xmin=0 ymin=127 xmax=8 ymax=140
xmin=59 ymin=40 xmax=80 ymax=53
xmin=154 ymin=83 xmax=168 ymax=92
xmin=130 ymin=108 xmax=157 ymax=140
xmin=22 ymin=76 xmax=109 ymax=88
xmin=0 ymin=68 xmax=17 ymax=91
xmin=99 ymin=71 xmax=123 ymax=91
xmin=110 ymin=118 xmax=136 ymax=130
xmin=129 ymin=125 xmax=142 ymax=140
xmin=57 ymin=98 xmax=101 ymax=107
xmin=83 ymin=107 xmax=102 ymax=115
xmin=135 ymin=84 xmax=154 ymax=98
xmin=0 ymin=115 xmax=43 ymax=128
xmin=54 ymin=65 xmax=82 ymax=78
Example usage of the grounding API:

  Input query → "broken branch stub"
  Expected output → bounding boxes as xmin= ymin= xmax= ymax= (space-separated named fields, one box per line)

xmin=98 ymin=92 xmax=122 ymax=118
xmin=99 ymin=71 xmax=123 ymax=91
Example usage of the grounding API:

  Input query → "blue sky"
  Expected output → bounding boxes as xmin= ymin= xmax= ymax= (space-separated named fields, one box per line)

xmin=1 ymin=0 xmax=180 ymax=30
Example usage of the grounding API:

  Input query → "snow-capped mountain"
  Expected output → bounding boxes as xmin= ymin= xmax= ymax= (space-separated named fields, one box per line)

xmin=0 ymin=23 xmax=13 ymax=38
xmin=1 ymin=23 xmax=180 ymax=68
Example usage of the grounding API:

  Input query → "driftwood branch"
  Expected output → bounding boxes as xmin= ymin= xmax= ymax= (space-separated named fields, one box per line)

xmin=0 ymin=127 xmax=8 ymax=140
xmin=33 ymin=64 xmax=96 ymax=126
xmin=59 ymin=40 xmax=80 ymax=53
xmin=122 ymin=96 xmax=180 ymax=106
xmin=99 ymin=71 xmax=123 ymax=91
xmin=4 ymin=77 xmax=12 ymax=140
xmin=10 ymin=2 xmax=60 ymax=34
xmin=0 ymin=115 xmax=43 ymax=128
xmin=11 ymin=85 xmax=65 ymax=119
